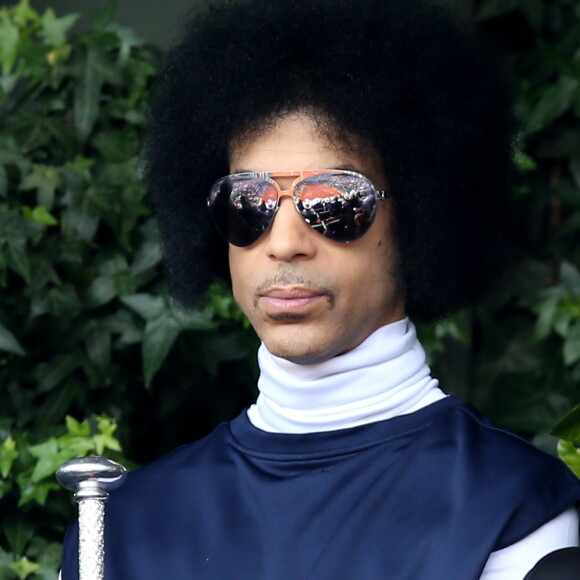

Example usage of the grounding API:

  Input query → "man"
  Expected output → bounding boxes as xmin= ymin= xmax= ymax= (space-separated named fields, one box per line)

xmin=61 ymin=0 xmax=580 ymax=578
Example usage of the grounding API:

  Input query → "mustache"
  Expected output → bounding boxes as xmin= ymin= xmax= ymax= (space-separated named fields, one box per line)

xmin=255 ymin=272 xmax=329 ymax=294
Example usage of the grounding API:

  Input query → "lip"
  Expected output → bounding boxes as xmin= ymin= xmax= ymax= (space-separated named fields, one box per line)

xmin=258 ymin=286 xmax=326 ymax=312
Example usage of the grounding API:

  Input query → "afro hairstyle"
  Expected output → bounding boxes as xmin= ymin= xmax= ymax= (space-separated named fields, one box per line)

xmin=144 ymin=0 xmax=516 ymax=322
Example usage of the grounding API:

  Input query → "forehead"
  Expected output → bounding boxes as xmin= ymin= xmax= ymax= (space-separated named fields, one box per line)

xmin=229 ymin=113 xmax=386 ymax=186
xmin=230 ymin=114 xmax=344 ymax=170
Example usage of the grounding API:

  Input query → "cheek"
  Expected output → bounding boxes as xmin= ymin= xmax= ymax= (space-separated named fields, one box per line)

xmin=374 ymin=209 xmax=399 ymax=273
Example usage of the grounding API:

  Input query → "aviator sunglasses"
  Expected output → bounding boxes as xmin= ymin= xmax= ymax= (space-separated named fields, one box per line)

xmin=207 ymin=169 xmax=392 ymax=247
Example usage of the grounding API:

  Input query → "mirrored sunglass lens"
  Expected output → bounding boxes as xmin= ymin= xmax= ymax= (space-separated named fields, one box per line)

xmin=209 ymin=176 xmax=278 ymax=246
xmin=296 ymin=173 xmax=377 ymax=242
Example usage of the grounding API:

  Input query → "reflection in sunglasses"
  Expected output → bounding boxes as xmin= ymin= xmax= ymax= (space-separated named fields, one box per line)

xmin=208 ymin=170 xmax=391 ymax=246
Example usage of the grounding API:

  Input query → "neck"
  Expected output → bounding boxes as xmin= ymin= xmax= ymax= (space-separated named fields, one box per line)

xmin=247 ymin=318 xmax=446 ymax=433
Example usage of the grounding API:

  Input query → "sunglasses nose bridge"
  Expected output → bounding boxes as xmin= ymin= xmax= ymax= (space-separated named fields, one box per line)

xmin=269 ymin=191 xmax=301 ymax=220
xmin=274 ymin=186 xmax=308 ymax=222
xmin=269 ymin=180 xmax=298 ymax=204
xmin=269 ymin=172 xmax=298 ymax=191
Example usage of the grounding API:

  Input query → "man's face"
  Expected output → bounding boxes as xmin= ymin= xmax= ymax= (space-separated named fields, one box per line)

xmin=228 ymin=113 xmax=405 ymax=364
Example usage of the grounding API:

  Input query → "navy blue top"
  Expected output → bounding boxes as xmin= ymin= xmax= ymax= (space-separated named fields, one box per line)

xmin=61 ymin=397 xmax=580 ymax=579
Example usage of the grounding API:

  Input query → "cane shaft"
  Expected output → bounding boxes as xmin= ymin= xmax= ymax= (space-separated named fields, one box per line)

xmin=78 ymin=498 xmax=105 ymax=580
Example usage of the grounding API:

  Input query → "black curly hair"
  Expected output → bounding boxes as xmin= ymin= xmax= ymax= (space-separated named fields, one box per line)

xmin=144 ymin=0 xmax=515 ymax=322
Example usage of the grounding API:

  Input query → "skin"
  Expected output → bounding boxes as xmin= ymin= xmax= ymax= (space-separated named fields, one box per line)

xmin=228 ymin=112 xmax=405 ymax=364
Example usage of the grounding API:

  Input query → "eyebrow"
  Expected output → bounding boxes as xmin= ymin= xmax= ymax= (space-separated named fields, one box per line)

xmin=333 ymin=163 xmax=363 ymax=173
xmin=230 ymin=163 xmax=364 ymax=174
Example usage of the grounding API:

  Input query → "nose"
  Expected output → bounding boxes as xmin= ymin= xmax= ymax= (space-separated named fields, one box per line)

xmin=263 ymin=196 xmax=317 ymax=262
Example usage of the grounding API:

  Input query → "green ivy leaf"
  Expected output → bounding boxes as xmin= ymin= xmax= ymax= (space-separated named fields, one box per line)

xmin=3 ymin=518 xmax=34 ymax=557
xmin=514 ymin=150 xmax=537 ymax=173
xmin=0 ymin=544 xmax=14 ymax=578
xmin=65 ymin=416 xmax=90 ymax=438
xmin=91 ymin=0 xmax=118 ymax=30
xmin=557 ymin=440 xmax=580 ymax=478
xmin=93 ymin=432 xmax=121 ymax=455
xmin=553 ymin=307 xmax=572 ymax=338
xmin=0 ymin=323 xmax=25 ymax=356
xmin=533 ymin=292 xmax=560 ymax=341
xmin=109 ymin=309 xmax=143 ymax=345
xmin=27 ymin=439 xmax=59 ymax=482
xmin=40 ymin=9 xmax=78 ymax=46
xmin=93 ymin=416 xmax=122 ymax=455
xmin=47 ymin=284 xmax=82 ymax=319
xmin=74 ymin=45 xmax=105 ymax=140
xmin=560 ymin=261 xmax=580 ymax=296
xmin=36 ymin=355 xmax=80 ymax=393
xmin=122 ymin=293 xmax=165 ymax=320
xmin=21 ymin=206 xmax=58 ymax=226
xmin=130 ymin=239 xmax=162 ymax=276
xmin=563 ymin=321 xmax=580 ymax=366
xmin=208 ymin=281 xmax=250 ymax=326
xmin=84 ymin=320 xmax=112 ymax=372
xmin=6 ymin=235 xmax=31 ymax=282
xmin=61 ymin=200 xmax=100 ymax=242
xmin=97 ymin=255 xmax=128 ymax=276
xmin=109 ymin=22 xmax=145 ymax=64
xmin=86 ymin=276 xmax=117 ymax=308
xmin=142 ymin=313 xmax=181 ymax=388
xmin=526 ymin=77 xmax=579 ymax=135
xmin=17 ymin=480 xmax=59 ymax=507
xmin=0 ymin=437 xmax=18 ymax=478
xmin=12 ymin=0 xmax=38 ymax=25
xmin=0 ymin=12 xmax=20 ymax=75
xmin=10 ymin=556 xmax=39 ymax=580
xmin=25 ymin=538 xmax=62 ymax=580
xmin=92 ymin=127 xmax=140 ymax=163
xmin=18 ymin=164 xmax=61 ymax=210
xmin=172 ymin=307 xmax=216 ymax=332
xmin=552 ymin=403 xmax=580 ymax=441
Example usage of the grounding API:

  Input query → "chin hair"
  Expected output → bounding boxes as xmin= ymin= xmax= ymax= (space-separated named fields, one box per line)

xmin=270 ymin=348 xmax=328 ymax=365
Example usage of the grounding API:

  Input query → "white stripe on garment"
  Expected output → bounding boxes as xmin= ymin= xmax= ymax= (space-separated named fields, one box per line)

xmin=480 ymin=508 xmax=579 ymax=579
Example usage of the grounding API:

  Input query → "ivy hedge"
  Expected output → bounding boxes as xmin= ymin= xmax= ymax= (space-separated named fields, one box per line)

xmin=0 ymin=0 xmax=578 ymax=577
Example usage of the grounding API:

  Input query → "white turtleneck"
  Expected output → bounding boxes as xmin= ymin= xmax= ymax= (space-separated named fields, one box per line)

xmin=247 ymin=317 xmax=446 ymax=434
xmin=246 ymin=318 xmax=579 ymax=580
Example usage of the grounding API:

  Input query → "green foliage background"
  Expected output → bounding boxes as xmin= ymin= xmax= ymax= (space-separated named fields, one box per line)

xmin=0 ymin=0 xmax=578 ymax=577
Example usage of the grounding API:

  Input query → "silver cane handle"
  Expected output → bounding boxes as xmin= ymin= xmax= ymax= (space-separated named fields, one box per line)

xmin=57 ymin=456 xmax=127 ymax=580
